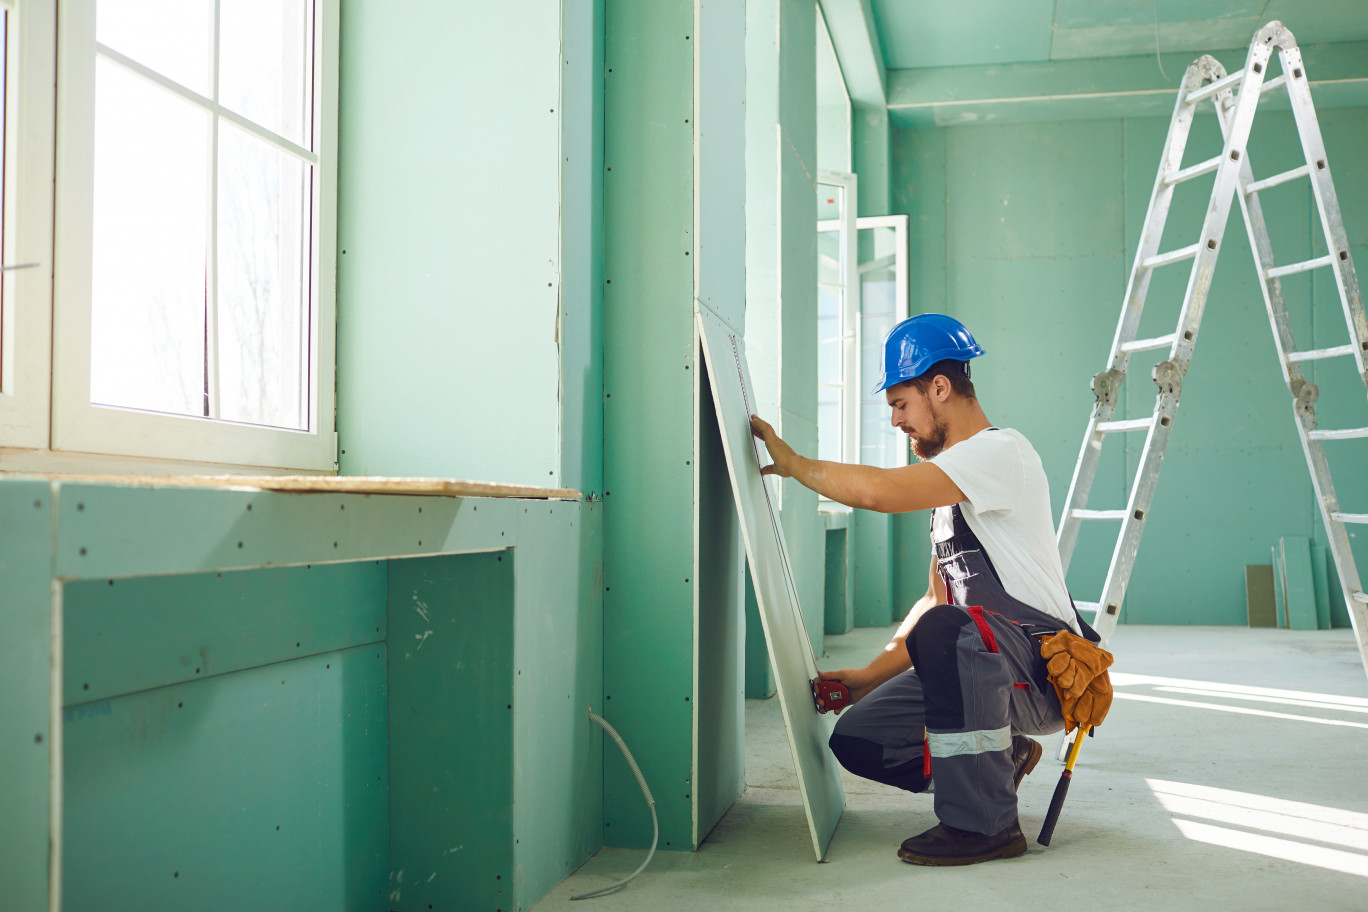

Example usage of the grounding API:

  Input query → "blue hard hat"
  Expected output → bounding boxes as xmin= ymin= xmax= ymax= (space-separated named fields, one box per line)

xmin=872 ymin=313 xmax=985 ymax=394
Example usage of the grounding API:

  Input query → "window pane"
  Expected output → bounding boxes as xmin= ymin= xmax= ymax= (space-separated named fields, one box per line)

xmin=89 ymin=59 xmax=209 ymax=417
xmin=0 ymin=9 xmax=8 ymax=389
xmin=220 ymin=0 xmax=313 ymax=148
xmin=217 ymin=122 xmax=310 ymax=430
xmin=97 ymin=0 xmax=212 ymax=96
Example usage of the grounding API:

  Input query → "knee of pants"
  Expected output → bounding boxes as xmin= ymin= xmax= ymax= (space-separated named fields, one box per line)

xmin=829 ymin=732 xmax=928 ymax=794
xmin=906 ymin=603 xmax=968 ymax=669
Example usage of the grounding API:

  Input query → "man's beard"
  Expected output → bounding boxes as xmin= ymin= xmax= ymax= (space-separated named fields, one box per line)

xmin=909 ymin=408 xmax=950 ymax=460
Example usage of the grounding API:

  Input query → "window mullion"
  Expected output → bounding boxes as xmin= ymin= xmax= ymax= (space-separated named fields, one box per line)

xmin=205 ymin=0 xmax=221 ymax=420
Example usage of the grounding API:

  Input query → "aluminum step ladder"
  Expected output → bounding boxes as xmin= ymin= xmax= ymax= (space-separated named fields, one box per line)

xmin=1056 ymin=21 xmax=1368 ymax=674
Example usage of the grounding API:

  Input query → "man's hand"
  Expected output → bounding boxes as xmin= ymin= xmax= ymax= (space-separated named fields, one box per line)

xmin=811 ymin=667 xmax=879 ymax=714
xmin=750 ymin=414 xmax=797 ymax=478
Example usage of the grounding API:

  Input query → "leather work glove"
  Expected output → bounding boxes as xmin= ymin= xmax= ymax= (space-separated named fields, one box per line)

xmin=1040 ymin=630 xmax=1115 ymax=733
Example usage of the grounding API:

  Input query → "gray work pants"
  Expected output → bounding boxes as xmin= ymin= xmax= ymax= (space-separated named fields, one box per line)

xmin=828 ymin=604 xmax=1065 ymax=835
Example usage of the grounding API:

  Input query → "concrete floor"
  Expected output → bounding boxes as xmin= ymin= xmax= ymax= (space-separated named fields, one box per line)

xmin=535 ymin=625 xmax=1368 ymax=911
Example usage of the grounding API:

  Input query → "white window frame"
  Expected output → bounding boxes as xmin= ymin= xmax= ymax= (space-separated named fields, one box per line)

xmin=47 ymin=0 xmax=338 ymax=472
xmin=0 ymin=0 xmax=55 ymax=451
xmin=853 ymin=213 xmax=910 ymax=469
xmin=816 ymin=168 xmax=859 ymax=474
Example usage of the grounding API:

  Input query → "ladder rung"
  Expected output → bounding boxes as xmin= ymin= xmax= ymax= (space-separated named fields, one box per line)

xmin=1259 ymin=74 xmax=1288 ymax=95
xmin=1186 ymin=69 xmax=1245 ymax=104
xmin=1073 ymin=601 xmax=1100 ymax=617
xmin=1142 ymin=244 xmax=1201 ymax=270
xmin=1096 ymin=417 xmax=1154 ymax=434
xmin=1120 ymin=333 xmax=1176 ymax=354
xmin=1165 ymin=155 xmax=1223 ymax=187
xmin=1267 ymin=254 xmax=1335 ymax=279
xmin=1332 ymin=512 xmax=1368 ymax=525
xmin=1071 ymin=509 xmax=1127 ymax=521
xmin=1246 ymin=164 xmax=1310 ymax=195
xmin=1309 ymin=427 xmax=1368 ymax=441
xmin=1288 ymin=344 xmax=1356 ymax=363
xmin=1355 ymin=592 xmax=1368 ymax=605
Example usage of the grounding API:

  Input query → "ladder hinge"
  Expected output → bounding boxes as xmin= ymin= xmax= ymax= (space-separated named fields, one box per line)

xmin=1152 ymin=360 xmax=1185 ymax=395
xmin=1092 ymin=369 xmax=1124 ymax=409
xmin=1290 ymin=378 xmax=1320 ymax=412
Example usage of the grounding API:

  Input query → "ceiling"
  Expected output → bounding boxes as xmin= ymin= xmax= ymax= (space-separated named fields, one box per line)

xmin=871 ymin=0 xmax=1368 ymax=70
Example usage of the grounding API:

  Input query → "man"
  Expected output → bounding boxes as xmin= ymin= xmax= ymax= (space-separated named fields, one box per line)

xmin=749 ymin=312 xmax=1098 ymax=866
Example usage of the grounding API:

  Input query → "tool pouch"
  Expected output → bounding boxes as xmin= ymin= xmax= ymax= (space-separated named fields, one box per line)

xmin=1040 ymin=629 xmax=1115 ymax=733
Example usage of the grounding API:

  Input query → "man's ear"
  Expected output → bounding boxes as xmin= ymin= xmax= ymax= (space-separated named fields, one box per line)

xmin=933 ymin=374 xmax=953 ymax=402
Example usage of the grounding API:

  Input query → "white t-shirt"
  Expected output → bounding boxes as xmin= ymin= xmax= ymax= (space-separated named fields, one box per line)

xmin=929 ymin=427 xmax=1080 ymax=634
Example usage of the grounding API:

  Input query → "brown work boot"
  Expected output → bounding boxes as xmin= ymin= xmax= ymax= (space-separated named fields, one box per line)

xmin=1012 ymin=735 xmax=1042 ymax=791
xmin=897 ymin=818 xmax=1028 ymax=866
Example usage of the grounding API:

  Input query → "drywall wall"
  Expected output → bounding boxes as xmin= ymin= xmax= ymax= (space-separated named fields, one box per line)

xmin=336 ymin=0 xmax=565 ymax=485
xmin=892 ymin=99 xmax=1368 ymax=625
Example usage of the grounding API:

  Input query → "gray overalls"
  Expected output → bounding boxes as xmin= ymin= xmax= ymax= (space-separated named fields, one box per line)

xmin=829 ymin=503 xmax=1099 ymax=835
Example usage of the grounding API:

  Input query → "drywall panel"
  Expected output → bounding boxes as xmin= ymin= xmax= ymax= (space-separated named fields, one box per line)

xmin=1119 ymin=112 xmax=1318 ymax=624
xmin=0 ymin=480 xmax=54 ymax=912
xmin=824 ymin=526 xmax=852 ymax=634
xmin=62 ymin=646 xmax=388 ymax=911
xmin=852 ymin=510 xmax=893 ymax=627
xmin=387 ymin=552 xmax=514 ymax=912
xmin=697 ymin=303 xmax=844 ymax=861
xmin=49 ymin=481 xmax=519 ymax=581
xmin=945 ymin=119 xmax=1123 ymax=261
xmin=695 ymin=362 xmax=747 ymax=844
xmin=891 ymin=98 xmax=1368 ymax=626
xmin=602 ymin=0 xmax=699 ymax=851
xmin=779 ymin=409 xmax=825 ymax=653
xmin=560 ymin=0 xmax=607 ymax=498
xmin=695 ymin=0 xmax=748 ymax=328
xmin=511 ymin=502 xmax=604 ymax=908
xmin=64 ymin=563 xmax=386 ymax=703
xmin=336 ymin=0 xmax=562 ymax=483
xmin=744 ymin=570 xmax=777 ymax=698
xmin=891 ymin=125 xmax=946 ymax=312
xmin=854 ymin=105 xmax=890 ymax=216
xmin=872 ymin=0 xmax=1054 ymax=69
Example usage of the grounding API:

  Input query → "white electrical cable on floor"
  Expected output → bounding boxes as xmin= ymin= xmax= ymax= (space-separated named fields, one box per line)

xmin=571 ymin=709 xmax=658 ymax=901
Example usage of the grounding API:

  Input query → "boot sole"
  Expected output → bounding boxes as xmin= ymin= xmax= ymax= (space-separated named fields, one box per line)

xmin=1013 ymin=739 xmax=1043 ymax=791
xmin=897 ymin=835 xmax=1029 ymax=867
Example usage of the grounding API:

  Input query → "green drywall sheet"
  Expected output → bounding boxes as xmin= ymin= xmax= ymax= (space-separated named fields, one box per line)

xmin=776 ymin=0 xmax=825 ymax=655
xmin=745 ymin=0 xmax=825 ymax=658
xmin=744 ymin=0 xmax=781 ymax=430
xmin=744 ymin=570 xmax=776 ymax=698
xmin=510 ymin=502 xmax=604 ymax=908
xmin=852 ymin=511 xmax=893 ymax=627
xmin=891 ymin=509 xmax=931 ymax=617
xmin=602 ymin=0 xmax=698 ymax=850
xmin=695 ymin=0 xmax=748 ymax=327
xmin=1311 ymin=542 xmax=1333 ymax=630
xmin=781 ymin=411 xmax=826 ymax=654
xmin=1280 ymin=536 xmax=1318 ymax=631
xmin=824 ymin=526 xmax=851 ymax=634
xmin=62 ymin=645 xmax=389 ymax=912
xmin=854 ymin=105 xmax=890 ymax=216
xmin=387 ymin=552 xmax=514 ymax=912
xmin=0 ymin=481 xmax=53 ymax=912
xmin=335 ymin=0 xmax=563 ymax=484
xmin=696 ymin=361 xmax=747 ymax=843
xmin=560 ymin=0 xmax=607 ymax=498
xmin=63 ymin=563 xmax=386 ymax=704
xmin=697 ymin=303 xmax=845 ymax=861
xmin=891 ymin=103 xmax=1368 ymax=626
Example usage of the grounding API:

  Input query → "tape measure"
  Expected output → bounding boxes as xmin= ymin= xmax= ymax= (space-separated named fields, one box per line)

xmin=812 ymin=677 xmax=851 ymax=714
